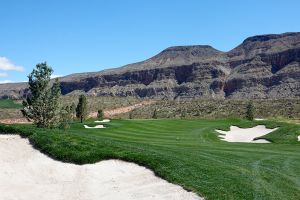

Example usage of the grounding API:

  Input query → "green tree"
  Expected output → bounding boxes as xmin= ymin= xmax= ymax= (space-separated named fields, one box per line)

xmin=129 ymin=111 xmax=133 ymax=119
xmin=70 ymin=103 xmax=76 ymax=120
xmin=76 ymin=95 xmax=88 ymax=123
xmin=246 ymin=101 xmax=255 ymax=121
xmin=152 ymin=109 xmax=157 ymax=119
xmin=59 ymin=106 xmax=72 ymax=130
xmin=97 ymin=109 xmax=104 ymax=120
xmin=21 ymin=62 xmax=61 ymax=128
xmin=180 ymin=108 xmax=186 ymax=119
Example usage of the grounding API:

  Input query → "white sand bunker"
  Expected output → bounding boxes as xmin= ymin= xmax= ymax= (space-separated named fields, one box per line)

xmin=216 ymin=125 xmax=278 ymax=143
xmin=298 ymin=135 xmax=300 ymax=141
xmin=95 ymin=119 xmax=110 ymax=123
xmin=0 ymin=135 xmax=202 ymax=200
xmin=84 ymin=124 xmax=105 ymax=129
xmin=254 ymin=118 xmax=265 ymax=121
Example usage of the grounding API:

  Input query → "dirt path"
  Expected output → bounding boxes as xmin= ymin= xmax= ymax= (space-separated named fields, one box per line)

xmin=0 ymin=118 xmax=32 ymax=124
xmin=0 ymin=100 xmax=155 ymax=124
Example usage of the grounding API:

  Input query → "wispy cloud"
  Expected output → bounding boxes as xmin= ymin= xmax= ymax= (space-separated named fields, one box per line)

xmin=0 ymin=80 xmax=27 ymax=84
xmin=0 ymin=80 xmax=13 ymax=84
xmin=0 ymin=57 xmax=24 ymax=72
xmin=0 ymin=72 xmax=8 ymax=77
xmin=51 ymin=74 xmax=63 ymax=79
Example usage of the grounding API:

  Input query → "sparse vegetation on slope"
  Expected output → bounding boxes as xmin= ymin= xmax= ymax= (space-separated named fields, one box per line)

xmin=120 ymin=98 xmax=300 ymax=119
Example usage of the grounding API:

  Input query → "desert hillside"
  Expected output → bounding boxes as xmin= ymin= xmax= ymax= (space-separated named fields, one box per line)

xmin=0 ymin=32 xmax=299 ymax=99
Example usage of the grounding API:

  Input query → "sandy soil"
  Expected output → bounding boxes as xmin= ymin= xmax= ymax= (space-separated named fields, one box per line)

xmin=89 ymin=100 xmax=155 ymax=118
xmin=216 ymin=125 xmax=278 ymax=143
xmin=0 ymin=118 xmax=32 ymax=124
xmin=0 ymin=134 xmax=202 ymax=200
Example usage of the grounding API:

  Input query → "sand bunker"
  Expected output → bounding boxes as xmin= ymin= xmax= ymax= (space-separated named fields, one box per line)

xmin=84 ymin=124 xmax=105 ymax=129
xmin=0 ymin=134 xmax=202 ymax=200
xmin=95 ymin=119 xmax=110 ymax=123
xmin=298 ymin=135 xmax=300 ymax=141
xmin=254 ymin=118 xmax=265 ymax=121
xmin=216 ymin=125 xmax=278 ymax=143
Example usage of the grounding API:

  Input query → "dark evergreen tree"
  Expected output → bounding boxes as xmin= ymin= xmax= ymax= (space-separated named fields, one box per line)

xmin=152 ymin=109 xmax=157 ymax=119
xmin=246 ymin=101 xmax=255 ymax=121
xmin=97 ymin=109 xmax=104 ymax=120
xmin=76 ymin=95 xmax=88 ymax=123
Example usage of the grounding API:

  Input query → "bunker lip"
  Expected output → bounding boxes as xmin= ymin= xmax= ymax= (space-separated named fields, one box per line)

xmin=0 ymin=134 xmax=202 ymax=200
xmin=216 ymin=125 xmax=278 ymax=143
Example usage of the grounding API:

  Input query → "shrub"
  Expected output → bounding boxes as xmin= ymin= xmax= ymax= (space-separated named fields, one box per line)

xmin=97 ymin=109 xmax=104 ymax=120
xmin=246 ymin=101 xmax=255 ymax=121
xmin=76 ymin=95 xmax=88 ymax=123
xmin=152 ymin=109 xmax=157 ymax=119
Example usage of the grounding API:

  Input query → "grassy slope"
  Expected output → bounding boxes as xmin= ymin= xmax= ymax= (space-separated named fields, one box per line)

xmin=0 ymin=119 xmax=299 ymax=200
xmin=0 ymin=99 xmax=22 ymax=109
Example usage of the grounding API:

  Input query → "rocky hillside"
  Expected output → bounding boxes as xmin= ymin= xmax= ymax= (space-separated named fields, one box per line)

xmin=1 ymin=32 xmax=299 ymax=99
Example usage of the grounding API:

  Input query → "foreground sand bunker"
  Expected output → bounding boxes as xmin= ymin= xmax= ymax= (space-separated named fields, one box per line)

xmin=216 ymin=125 xmax=278 ymax=143
xmin=0 ymin=135 xmax=202 ymax=200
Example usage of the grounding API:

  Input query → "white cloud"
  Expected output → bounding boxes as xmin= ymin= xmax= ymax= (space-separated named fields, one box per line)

xmin=0 ymin=80 xmax=13 ymax=84
xmin=0 ymin=57 xmax=24 ymax=72
xmin=51 ymin=74 xmax=63 ymax=79
xmin=0 ymin=72 xmax=8 ymax=77
xmin=0 ymin=80 xmax=27 ymax=84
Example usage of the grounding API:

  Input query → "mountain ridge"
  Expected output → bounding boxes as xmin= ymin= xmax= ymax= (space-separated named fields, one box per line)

xmin=1 ymin=32 xmax=299 ymax=99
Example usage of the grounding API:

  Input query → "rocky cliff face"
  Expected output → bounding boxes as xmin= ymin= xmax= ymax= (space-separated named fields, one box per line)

xmin=1 ymin=32 xmax=299 ymax=99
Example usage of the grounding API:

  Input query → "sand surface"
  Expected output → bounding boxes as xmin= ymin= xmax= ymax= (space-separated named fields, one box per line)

xmin=0 ymin=134 xmax=202 ymax=200
xmin=298 ymin=135 xmax=300 ymax=141
xmin=254 ymin=118 xmax=265 ymax=121
xmin=216 ymin=125 xmax=278 ymax=143
xmin=95 ymin=119 xmax=110 ymax=123
xmin=84 ymin=124 xmax=105 ymax=129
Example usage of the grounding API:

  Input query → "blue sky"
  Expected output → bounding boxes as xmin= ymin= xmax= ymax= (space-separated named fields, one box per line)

xmin=1 ymin=0 xmax=299 ymax=83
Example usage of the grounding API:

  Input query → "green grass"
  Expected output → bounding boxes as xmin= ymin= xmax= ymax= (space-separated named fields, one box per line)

xmin=0 ymin=99 xmax=22 ymax=109
xmin=0 ymin=119 xmax=299 ymax=200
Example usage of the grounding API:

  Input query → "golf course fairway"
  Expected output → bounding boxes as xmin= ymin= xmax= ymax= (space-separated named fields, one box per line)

xmin=0 ymin=119 xmax=299 ymax=200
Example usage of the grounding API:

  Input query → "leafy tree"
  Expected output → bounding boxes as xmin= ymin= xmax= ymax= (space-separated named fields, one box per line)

xmin=129 ymin=111 xmax=133 ymax=119
xmin=180 ymin=108 xmax=186 ymax=119
xmin=152 ymin=109 xmax=157 ymax=119
xmin=246 ymin=101 xmax=255 ymax=121
xmin=21 ymin=62 xmax=61 ymax=128
xmin=97 ymin=109 xmax=104 ymax=120
xmin=76 ymin=95 xmax=88 ymax=123
xmin=59 ymin=106 xmax=72 ymax=130
xmin=70 ymin=103 xmax=76 ymax=120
